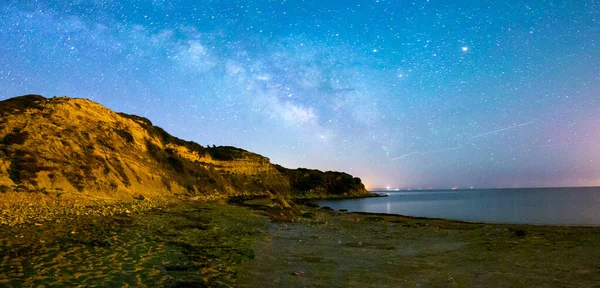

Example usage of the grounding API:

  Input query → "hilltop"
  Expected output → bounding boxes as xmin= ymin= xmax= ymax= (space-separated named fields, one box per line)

xmin=0 ymin=95 xmax=371 ymax=202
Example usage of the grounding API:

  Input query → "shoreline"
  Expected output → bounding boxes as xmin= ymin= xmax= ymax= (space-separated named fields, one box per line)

xmin=293 ymin=192 xmax=386 ymax=204
xmin=347 ymin=211 xmax=600 ymax=228
xmin=312 ymin=191 xmax=600 ymax=228
xmin=3 ymin=190 xmax=599 ymax=228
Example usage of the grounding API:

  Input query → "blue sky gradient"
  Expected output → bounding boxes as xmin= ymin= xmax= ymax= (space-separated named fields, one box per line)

xmin=1 ymin=0 xmax=599 ymax=188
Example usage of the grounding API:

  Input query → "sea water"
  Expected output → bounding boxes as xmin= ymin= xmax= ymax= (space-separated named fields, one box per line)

xmin=316 ymin=187 xmax=600 ymax=226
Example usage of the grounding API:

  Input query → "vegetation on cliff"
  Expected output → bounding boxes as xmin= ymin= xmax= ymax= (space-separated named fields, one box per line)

xmin=274 ymin=165 xmax=369 ymax=199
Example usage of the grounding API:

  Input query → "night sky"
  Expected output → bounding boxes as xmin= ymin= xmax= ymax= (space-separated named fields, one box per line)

xmin=1 ymin=1 xmax=599 ymax=189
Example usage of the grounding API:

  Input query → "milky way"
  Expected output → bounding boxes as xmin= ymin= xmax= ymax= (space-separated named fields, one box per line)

xmin=1 ymin=1 xmax=599 ymax=189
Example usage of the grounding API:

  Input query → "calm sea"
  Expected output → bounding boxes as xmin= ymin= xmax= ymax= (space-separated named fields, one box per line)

xmin=316 ymin=187 xmax=600 ymax=226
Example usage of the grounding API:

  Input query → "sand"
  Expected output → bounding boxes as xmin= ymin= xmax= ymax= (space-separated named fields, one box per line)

xmin=1 ymin=198 xmax=599 ymax=287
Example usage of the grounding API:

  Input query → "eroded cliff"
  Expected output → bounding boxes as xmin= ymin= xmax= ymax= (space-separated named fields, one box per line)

xmin=0 ymin=95 xmax=371 ymax=201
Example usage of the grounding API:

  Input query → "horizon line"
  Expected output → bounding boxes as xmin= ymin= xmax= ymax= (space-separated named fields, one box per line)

xmin=367 ymin=185 xmax=600 ymax=191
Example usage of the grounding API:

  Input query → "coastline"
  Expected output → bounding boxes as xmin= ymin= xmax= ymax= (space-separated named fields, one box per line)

xmin=348 ymin=211 xmax=600 ymax=228
xmin=314 ymin=188 xmax=600 ymax=228
xmin=293 ymin=191 xmax=386 ymax=203
xmin=1 ymin=190 xmax=595 ymax=228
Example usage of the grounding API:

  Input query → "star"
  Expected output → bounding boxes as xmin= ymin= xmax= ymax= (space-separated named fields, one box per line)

xmin=0 ymin=0 xmax=596 ymax=189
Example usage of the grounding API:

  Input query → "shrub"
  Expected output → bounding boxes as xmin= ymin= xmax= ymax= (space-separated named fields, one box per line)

xmin=0 ymin=94 xmax=45 ymax=118
xmin=206 ymin=146 xmax=250 ymax=161
xmin=1 ymin=129 xmax=29 ymax=145
xmin=0 ymin=185 xmax=10 ymax=193
xmin=7 ymin=150 xmax=46 ymax=185
xmin=113 ymin=127 xmax=134 ymax=143
xmin=109 ymin=181 xmax=118 ymax=190
xmin=64 ymin=172 xmax=85 ymax=192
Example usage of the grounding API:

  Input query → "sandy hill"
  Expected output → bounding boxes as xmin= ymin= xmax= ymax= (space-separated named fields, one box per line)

xmin=0 ymin=95 xmax=370 ymax=201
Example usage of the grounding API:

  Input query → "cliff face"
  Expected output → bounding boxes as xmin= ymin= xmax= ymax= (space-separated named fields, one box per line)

xmin=0 ymin=95 xmax=371 ymax=200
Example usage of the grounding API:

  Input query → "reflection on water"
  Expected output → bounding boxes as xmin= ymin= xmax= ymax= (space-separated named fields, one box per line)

xmin=316 ymin=187 xmax=600 ymax=226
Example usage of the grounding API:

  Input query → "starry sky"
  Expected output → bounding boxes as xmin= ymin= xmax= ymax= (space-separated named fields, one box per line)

xmin=1 ymin=0 xmax=599 ymax=189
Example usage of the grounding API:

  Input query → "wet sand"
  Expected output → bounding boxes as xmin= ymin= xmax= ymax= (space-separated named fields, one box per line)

xmin=238 ymin=208 xmax=600 ymax=287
